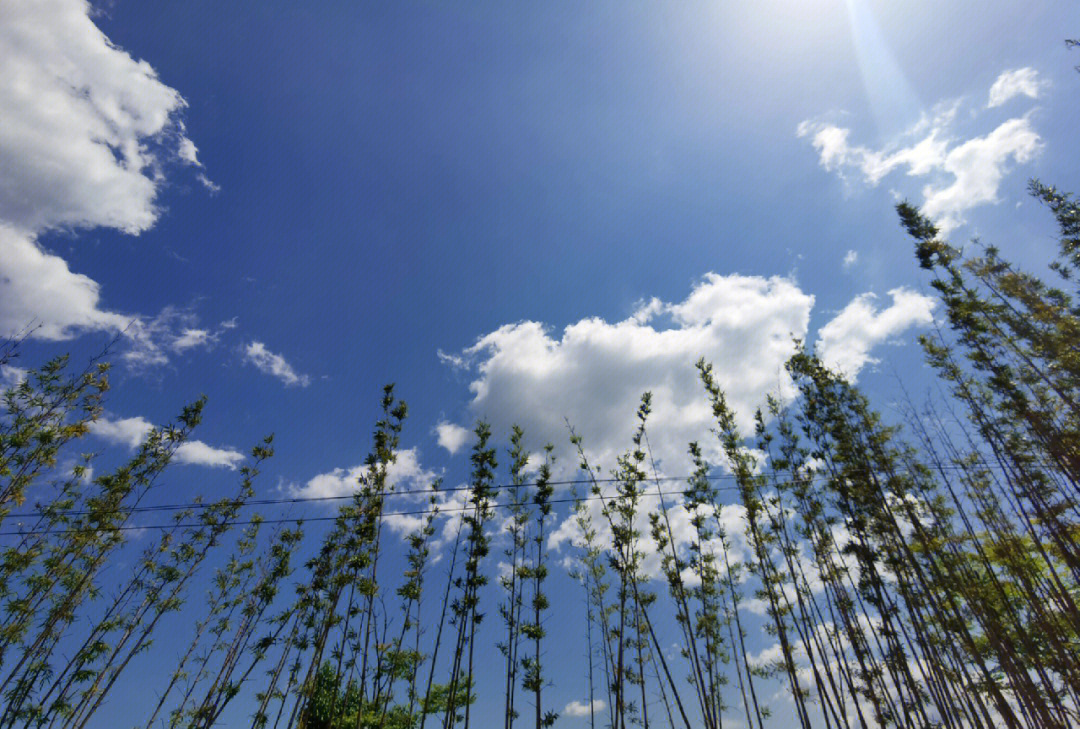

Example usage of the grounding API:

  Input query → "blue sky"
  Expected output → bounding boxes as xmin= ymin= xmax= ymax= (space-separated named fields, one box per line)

xmin=2 ymin=0 xmax=1079 ymax=724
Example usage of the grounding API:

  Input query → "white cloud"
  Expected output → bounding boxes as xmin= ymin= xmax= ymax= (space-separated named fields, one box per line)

xmin=563 ymin=699 xmax=606 ymax=718
xmin=988 ymin=67 xmax=1046 ymax=108
xmin=169 ymin=439 xmax=246 ymax=469
xmin=454 ymin=274 xmax=811 ymax=473
xmin=290 ymin=448 xmax=449 ymax=539
xmin=0 ymin=0 xmax=193 ymax=234
xmin=243 ymin=341 xmax=310 ymax=387
xmin=447 ymin=273 xmax=933 ymax=476
xmin=799 ymin=78 xmax=1042 ymax=232
xmin=436 ymin=349 xmax=469 ymax=370
xmin=118 ymin=307 xmax=231 ymax=370
xmin=89 ymin=416 xmax=245 ymax=469
xmin=446 ymin=274 xmax=934 ymax=590
xmin=842 ymin=250 xmax=858 ymax=270
xmin=920 ymin=116 xmax=1041 ymax=232
xmin=815 ymin=287 xmax=936 ymax=379
xmin=177 ymin=138 xmax=200 ymax=166
xmin=0 ymin=0 xmax=206 ymax=349
xmin=796 ymin=104 xmax=954 ymax=186
xmin=172 ymin=328 xmax=213 ymax=352
xmin=0 ymin=223 xmax=131 ymax=340
xmin=290 ymin=448 xmax=438 ymax=500
xmin=195 ymin=172 xmax=221 ymax=194
xmin=435 ymin=421 xmax=471 ymax=455
xmin=549 ymin=487 xmax=752 ymax=586
xmin=0 ymin=364 xmax=28 ymax=391
xmin=290 ymin=449 xmax=496 ymax=553
xmin=0 ymin=224 xmax=224 ymax=359
xmin=747 ymin=641 xmax=789 ymax=670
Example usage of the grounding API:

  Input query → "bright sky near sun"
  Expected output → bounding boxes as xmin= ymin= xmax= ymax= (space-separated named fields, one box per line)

xmin=1 ymin=0 xmax=1079 ymax=723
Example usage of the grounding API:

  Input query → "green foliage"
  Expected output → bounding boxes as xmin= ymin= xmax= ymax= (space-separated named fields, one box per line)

xmin=298 ymin=661 xmax=425 ymax=729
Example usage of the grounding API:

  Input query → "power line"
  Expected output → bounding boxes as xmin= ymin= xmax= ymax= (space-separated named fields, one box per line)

xmin=0 ymin=459 xmax=1022 ymax=525
xmin=1 ymin=473 xmax=741 ymax=521
xmin=0 ymin=487 xmax=728 ymax=537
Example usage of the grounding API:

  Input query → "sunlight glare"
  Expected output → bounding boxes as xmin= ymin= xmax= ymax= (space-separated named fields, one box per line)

xmin=844 ymin=0 xmax=923 ymax=139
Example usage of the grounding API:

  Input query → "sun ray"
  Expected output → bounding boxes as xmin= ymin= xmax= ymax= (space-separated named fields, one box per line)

xmin=844 ymin=0 xmax=923 ymax=139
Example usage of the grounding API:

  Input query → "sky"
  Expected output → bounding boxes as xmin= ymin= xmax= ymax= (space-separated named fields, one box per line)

xmin=1 ymin=0 xmax=1079 ymax=724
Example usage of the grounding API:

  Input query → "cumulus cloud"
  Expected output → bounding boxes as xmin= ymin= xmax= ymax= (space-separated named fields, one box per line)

xmin=167 ymin=439 xmax=246 ymax=469
xmin=445 ymin=273 xmax=933 ymax=476
xmin=815 ymin=288 xmax=936 ymax=379
xmin=563 ymin=699 xmax=606 ymax=718
xmin=0 ymin=0 xmax=195 ymax=235
xmin=446 ymin=275 xmax=933 ymax=588
xmin=290 ymin=448 xmax=439 ymax=501
xmin=920 ymin=117 xmax=1041 ymax=231
xmin=435 ymin=421 xmax=471 ymax=455
xmin=289 ymin=448 xmax=450 ymax=538
xmin=798 ymin=75 xmax=1043 ymax=232
xmin=550 ymin=488 xmax=752 ymax=585
xmin=0 ymin=364 xmax=28 ymax=391
xmin=842 ymin=250 xmax=858 ymax=270
xmin=0 ymin=0 xmax=207 ymax=350
xmin=243 ymin=341 xmax=311 ymax=387
xmin=0 ymin=224 xmax=132 ymax=341
xmin=988 ymin=67 xmax=1046 ymax=108
xmin=452 ymin=274 xmax=811 ymax=473
xmin=89 ymin=416 xmax=245 ymax=469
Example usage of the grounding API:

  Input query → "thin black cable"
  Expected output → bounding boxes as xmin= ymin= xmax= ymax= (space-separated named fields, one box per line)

xmin=2 ymin=474 xmax=744 ymax=521
xmin=0 ymin=488 xmax=723 ymax=537
xmin=0 ymin=460 xmax=1016 ymax=522
xmin=0 ymin=456 xmax=1028 ymax=537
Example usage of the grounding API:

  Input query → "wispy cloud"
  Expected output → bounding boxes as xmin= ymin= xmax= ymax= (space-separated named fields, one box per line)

xmin=798 ymin=72 xmax=1043 ymax=232
xmin=243 ymin=341 xmax=311 ymax=387
xmin=121 ymin=307 xmax=234 ymax=371
xmin=172 ymin=328 xmax=214 ymax=353
xmin=988 ymin=67 xmax=1047 ymax=108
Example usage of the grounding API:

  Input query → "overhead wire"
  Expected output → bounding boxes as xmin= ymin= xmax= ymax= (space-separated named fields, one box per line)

xmin=0 ymin=459 xmax=1018 ymax=523
xmin=1 ymin=473 xmax=740 ymax=521
xmin=0 ymin=459 xmax=1030 ymax=538
xmin=0 ymin=487 xmax=735 ymax=537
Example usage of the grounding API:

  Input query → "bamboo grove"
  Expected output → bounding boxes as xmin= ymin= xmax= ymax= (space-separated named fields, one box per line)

xmin=3 ymin=173 xmax=1080 ymax=727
